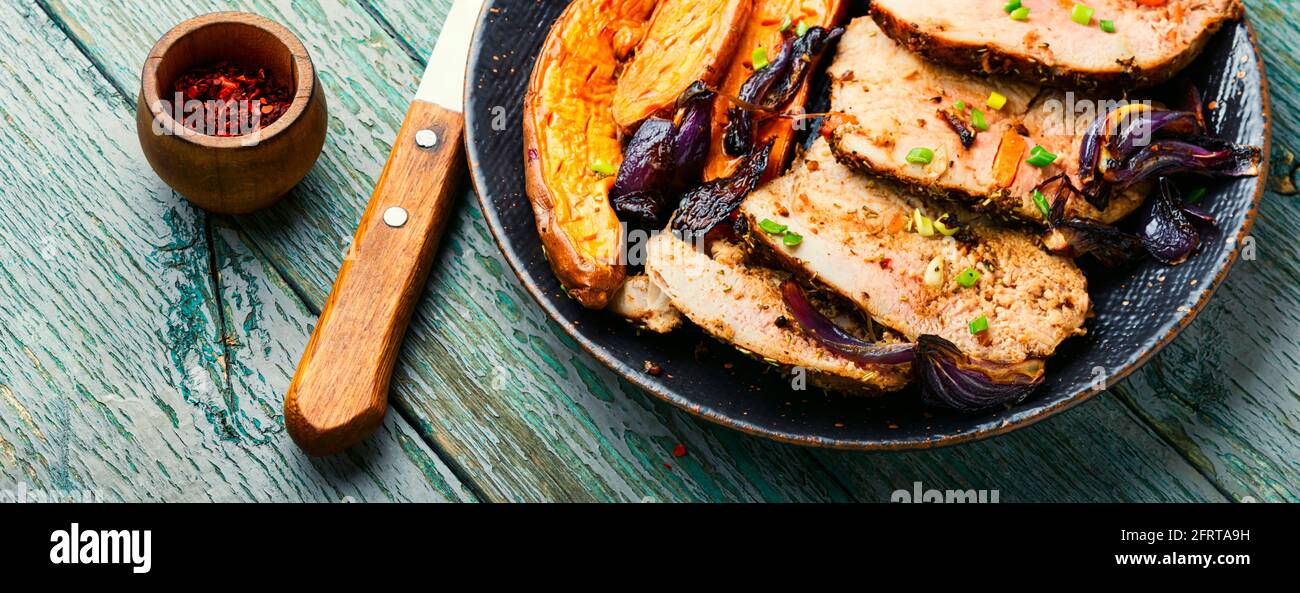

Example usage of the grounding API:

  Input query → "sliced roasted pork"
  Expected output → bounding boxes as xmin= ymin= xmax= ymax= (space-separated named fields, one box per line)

xmin=607 ymin=274 xmax=684 ymax=333
xmin=742 ymin=140 xmax=1090 ymax=363
xmin=645 ymin=232 xmax=911 ymax=393
xmin=826 ymin=16 xmax=1150 ymax=225
xmin=871 ymin=0 xmax=1243 ymax=90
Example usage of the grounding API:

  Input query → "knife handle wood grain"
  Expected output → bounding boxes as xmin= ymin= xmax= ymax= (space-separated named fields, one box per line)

xmin=285 ymin=99 xmax=464 ymax=456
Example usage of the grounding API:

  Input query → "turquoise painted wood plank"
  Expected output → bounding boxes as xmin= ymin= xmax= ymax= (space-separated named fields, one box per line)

xmin=0 ymin=0 xmax=472 ymax=503
xmin=814 ymin=396 xmax=1226 ymax=502
xmin=40 ymin=0 xmax=861 ymax=502
xmin=360 ymin=0 xmax=451 ymax=61
xmin=1097 ymin=2 xmax=1300 ymax=503
xmin=209 ymin=220 xmax=474 ymax=501
xmin=361 ymin=0 xmax=1232 ymax=502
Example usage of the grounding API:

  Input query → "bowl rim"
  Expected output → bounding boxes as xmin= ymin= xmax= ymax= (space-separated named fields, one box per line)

xmin=462 ymin=3 xmax=1273 ymax=451
xmin=139 ymin=11 xmax=315 ymax=149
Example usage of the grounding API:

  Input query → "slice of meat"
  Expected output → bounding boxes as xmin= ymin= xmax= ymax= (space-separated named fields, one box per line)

xmin=612 ymin=0 xmax=753 ymax=132
xmin=645 ymin=232 xmax=911 ymax=393
xmin=826 ymin=16 xmax=1149 ymax=225
xmin=741 ymin=139 xmax=1089 ymax=363
xmin=871 ymin=0 xmax=1244 ymax=90
xmin=607 ymin=274 xmax=684 ymax=333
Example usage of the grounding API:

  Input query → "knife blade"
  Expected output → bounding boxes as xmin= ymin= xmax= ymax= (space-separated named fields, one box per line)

xmin=285 ymin=0 xmax=487 ymax=456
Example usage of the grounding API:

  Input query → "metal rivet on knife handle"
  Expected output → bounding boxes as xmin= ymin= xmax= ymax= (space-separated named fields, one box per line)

xmin=383 ymin=206 xmax=409 ymax=228
xmin=415 ymin=129 xmax=438 ymax=148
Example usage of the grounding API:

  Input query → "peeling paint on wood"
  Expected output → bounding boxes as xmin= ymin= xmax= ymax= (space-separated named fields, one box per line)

xmin=0 ymin=0 xmax=470 ymax=502
xmin=15 ymin=0 xmax=1296 ymax=502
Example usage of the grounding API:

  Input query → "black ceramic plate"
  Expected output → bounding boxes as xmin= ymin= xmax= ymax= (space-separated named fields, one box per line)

xmin=462 ymin=1 xmax=1271 ymax=449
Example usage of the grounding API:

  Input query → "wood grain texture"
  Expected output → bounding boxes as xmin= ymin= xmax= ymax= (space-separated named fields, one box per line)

xmin=287 ymin=100 xmax=464 ymax=456
xmin=0 ymin=0 xmax=472 ymax=503
xmin=359 ymin=0 xmax=450 ymax=62
xmin=1096 ymin=0 xmax=1300 ymax=504
xmin=39 ymin=0 xmax=861 ymax=502
xmin=29 ymin=0 xmax=1288 ymax=501
xmin=813 ymin=396 xmax=1226 ymax=502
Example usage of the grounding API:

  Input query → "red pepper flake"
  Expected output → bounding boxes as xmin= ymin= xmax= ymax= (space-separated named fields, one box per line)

xmin=879 ymin=258 xmax=893 ymax=270
xmin=663 ymin=463 xmax=672 ymax=469
xmin=643 ymin=360 xmax=663 ymax=376
xmin=672 ymin=444 xmax=687 ymax=458
xmin=173 ymin=62 xmax=292 ymax=137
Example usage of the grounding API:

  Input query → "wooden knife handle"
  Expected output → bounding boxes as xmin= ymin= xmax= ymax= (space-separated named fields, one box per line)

xmin=285 ymin=100 xmax=464 ymax=456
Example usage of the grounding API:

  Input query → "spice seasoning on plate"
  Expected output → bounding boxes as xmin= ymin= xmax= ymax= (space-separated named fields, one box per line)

xmin=173 ymin=62 xmax=291 ymax=137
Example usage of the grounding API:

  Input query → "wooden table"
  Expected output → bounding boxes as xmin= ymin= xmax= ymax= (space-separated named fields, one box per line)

xmin=1 ymin=0 xmax=1295 ymax=503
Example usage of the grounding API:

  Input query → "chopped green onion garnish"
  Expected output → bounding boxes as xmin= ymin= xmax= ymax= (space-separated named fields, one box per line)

xmin=955 ymin=267 xmax=981 ymax=288
xmin=779 ymin=15 xmax=793 ymax=32
xmin=971 ymin=108 xmax=989 ymax=131
xmin=1071 ymin=4 xmax=1095 ymax=26
xmin=758 ymin=218 xmax=788 ymax=235
xmin=1032 ymin=189 xmax=1051 ymax=218
xmin=796 ymin=20 xmax=810 ymax=37
xmin=590 ymin=159 xmax=616 ymax=176
xmin=1010 ymin=6 xmax=1030 ymax=21
xmin=752 ymin=47 xmax=769 ymax=70
xmin=906 ymin=147 xmax=935 ymax=165
xmin=955 ymin=100 xmax=967 ymax=111
xmin=1100 ymin=19 xmax=1116 ymax=33
xmin=987 ymin=91 xmax=1008 ymax=111
xmin=934 ymin=214 xmax=960 ymax=236
xmin=1025 ymin=145 xmax=1058 ymax=167
xmin=1187 ymin=187 xmax=1208 ymax=204
xmin=783 ymin=232 xmax=804 ymax=247
xmin=969 ymin=315 xmax=989 ymax=334
xmin=1003 ymin=0 xmax=1022 ymax=14
xmin=924 ymin=256 xmax=945 ymax=289
xmin=913 ymin=208 xmax=935 ymax=237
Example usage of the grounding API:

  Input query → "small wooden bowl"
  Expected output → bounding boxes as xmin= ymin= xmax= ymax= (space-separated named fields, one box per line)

xmin=136 ymin=12 xmax=328 ymax=214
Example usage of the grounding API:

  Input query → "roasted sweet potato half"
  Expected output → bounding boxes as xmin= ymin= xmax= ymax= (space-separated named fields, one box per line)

xmin=702 ymin=0 xmax=847 ymax=181
xmin=523 ymin=0 xmax=658 ymax=309
xmin=611 ymin=0 xmax=753 ymax=132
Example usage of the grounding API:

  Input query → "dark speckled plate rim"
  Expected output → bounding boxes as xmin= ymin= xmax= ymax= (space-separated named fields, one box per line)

xmin=460 ymin=4 xmax=1272 ymax=451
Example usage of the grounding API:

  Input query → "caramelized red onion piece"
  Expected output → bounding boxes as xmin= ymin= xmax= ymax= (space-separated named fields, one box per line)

xmin=939 ymin=109 xmax=976 ymax=149
xmin=611 ymin=117 xmax=675 ymax=198
xmin=672 ymin=82 xmax=715 ymax=191
xmin=1043 ymin=219 xmax=1145 ymax=267
xmin=1080 ymin=103 xmax=1260 ymax=192
xmin=723 ymin=26 xmax=842 ymax=156
xmin=1107 ymin=108 xmax=1203 ymax=162
xmin=779 ymin=280 xmax=916 ymax=367
xmin=671 ymin=139 xmax=773 ymax=241
xmin=1170 ymin=81 xmax=1207 ymax=130
xmin=1181 ymin=202 xmax=1217 ymax=226
xmin=611 ymin=191 xmax=669 ymax=230
xmin=1105 ymin=138 xmax=1261 ymax=191
xmin=724 ymin=34 xmax=796 ymax=156
xmin=611 ymin=116 xmax=676 ymax=228
xmin=760 ymin=26 xmax=844 ymax=110
xmin=1140 ymin=178 xmax=1201 ymax=265
xmin=783 ymin=282 xmax=1045 ymax=410
xmin=916 ymin=335 xmax=1045 ymax=413
xmin=1078 ymin=107 xmax=1111 ymax=186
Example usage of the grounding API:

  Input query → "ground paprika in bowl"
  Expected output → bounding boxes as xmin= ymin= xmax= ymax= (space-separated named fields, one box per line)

xmin=136 ymin=12 xmax=328 ymax=214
